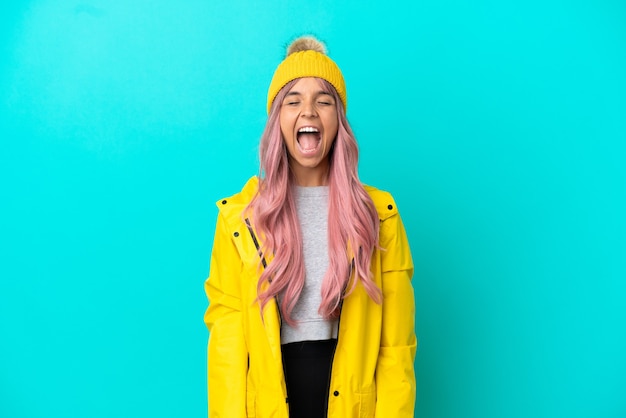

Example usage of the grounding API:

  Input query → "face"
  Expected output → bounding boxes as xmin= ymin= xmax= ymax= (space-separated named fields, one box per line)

xmin=279 ymin=77 xmax=339 ymax=186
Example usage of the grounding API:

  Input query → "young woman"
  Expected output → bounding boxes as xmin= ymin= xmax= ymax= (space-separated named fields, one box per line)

xmin=204 ymin=36 xmax=416 ymax=418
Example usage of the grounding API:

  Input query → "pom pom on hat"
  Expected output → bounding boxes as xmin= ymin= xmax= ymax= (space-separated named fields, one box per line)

xmin=267 ymin=35 xmax=346 ymax=114
xmin=287 ymin=36 xmax=327 ymax=55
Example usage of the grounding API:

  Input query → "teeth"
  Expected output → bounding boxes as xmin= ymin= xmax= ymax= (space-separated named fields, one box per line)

xmin=298 ymin=127 xmax=319 ymax=133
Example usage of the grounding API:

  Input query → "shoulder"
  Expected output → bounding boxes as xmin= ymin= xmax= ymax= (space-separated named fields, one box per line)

xmin=214 ymin=176 xmax=259 ymax=222
xmin=363 ymin=184 xmax=399 ymax=221
xmin=365 ymin=185 xmax=412 ymax=259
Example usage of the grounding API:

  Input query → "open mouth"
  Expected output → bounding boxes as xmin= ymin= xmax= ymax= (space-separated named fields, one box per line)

xmin=297 ymin=126 xmax=321 ymax=153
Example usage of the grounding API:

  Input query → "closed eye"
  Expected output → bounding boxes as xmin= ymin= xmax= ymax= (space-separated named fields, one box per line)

xmin=317 ymin=92 xmax=334 ymax=106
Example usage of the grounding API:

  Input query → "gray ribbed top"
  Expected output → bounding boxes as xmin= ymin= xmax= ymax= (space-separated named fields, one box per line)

xmin=280 ymin=185 xmax=339 ymax=344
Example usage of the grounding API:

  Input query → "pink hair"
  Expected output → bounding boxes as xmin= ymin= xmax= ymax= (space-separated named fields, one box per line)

xmin=247 ymin=78 xmax=382 ymax=326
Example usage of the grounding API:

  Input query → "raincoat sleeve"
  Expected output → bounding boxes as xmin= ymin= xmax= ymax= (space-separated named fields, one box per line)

xmin=375 ymin=210 xmax=417 ymax=417
xmin=204 ymin=212 xmax=248 ymax=417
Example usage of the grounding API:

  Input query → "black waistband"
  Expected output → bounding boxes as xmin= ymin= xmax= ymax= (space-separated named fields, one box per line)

xmin=281 ymin=339 xmax=338 ymax=358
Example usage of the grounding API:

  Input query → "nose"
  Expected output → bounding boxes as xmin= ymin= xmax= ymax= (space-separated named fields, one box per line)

xmin=301 ymin=100 xmax=318 ymax=118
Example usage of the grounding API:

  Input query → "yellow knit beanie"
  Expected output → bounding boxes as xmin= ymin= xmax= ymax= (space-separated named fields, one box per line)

xmin=267 ymin=36 xmax=347 ymax=114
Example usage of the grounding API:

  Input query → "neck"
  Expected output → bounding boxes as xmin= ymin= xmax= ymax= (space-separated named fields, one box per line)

xmin=290 ymin=165 xmax=330 ymax=187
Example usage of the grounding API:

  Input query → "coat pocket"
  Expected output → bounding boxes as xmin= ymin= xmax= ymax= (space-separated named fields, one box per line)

xmin=358 ymin=390 xmax=376 ymax=418
xmin=246 ymin=390 xmax=256 ymax=417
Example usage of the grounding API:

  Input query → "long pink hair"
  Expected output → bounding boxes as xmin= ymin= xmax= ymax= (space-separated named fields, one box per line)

xmin=247 ymin=78 xmax=382 ymax=326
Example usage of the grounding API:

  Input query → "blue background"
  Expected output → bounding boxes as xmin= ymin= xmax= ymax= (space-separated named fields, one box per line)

xmin=1 ymin=1 xmax=625 ymax=417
